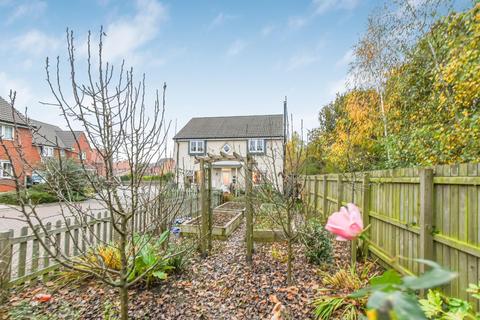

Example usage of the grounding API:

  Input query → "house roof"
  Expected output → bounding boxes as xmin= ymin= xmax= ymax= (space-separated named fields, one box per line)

xmin=173 ymin=114 xmax=284 ymax=140
xmin=0 ymin=96 xmax=29 ymax=126
xmin=30 ymin=119 xmax=83 ymax=148
xmin=55 ymin=130 xmax=83 ymax=148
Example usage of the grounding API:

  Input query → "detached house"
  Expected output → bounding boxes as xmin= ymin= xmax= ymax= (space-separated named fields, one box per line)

xmin=173 ymin=114 xmax=285 ymax=190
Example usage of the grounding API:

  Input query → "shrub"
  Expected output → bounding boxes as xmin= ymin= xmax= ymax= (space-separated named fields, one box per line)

xmin=0 ymin=189 xmax=58 ymax=205
xmin=43 ymin=158 xmax=89 ymax=200
xmin=167 ymin=241 xmax=193 ymax=274
xmin=300 ymin=219 xmax=332 ymax=265
xmin=313 ymin=262 xmax=377 ymax=319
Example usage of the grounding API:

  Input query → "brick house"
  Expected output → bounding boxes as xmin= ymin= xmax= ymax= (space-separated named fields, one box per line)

xmin=147 ymin=158 xmax=175 ymax=175
xmin=0 ymin=97 xmax=42 ymax=192
xmin=0 ymin=97 xmax=104 ymax=191
xmin=31 ymin=119 xmax=94 ymax=163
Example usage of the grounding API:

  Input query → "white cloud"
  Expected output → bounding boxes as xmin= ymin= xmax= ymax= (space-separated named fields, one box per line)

xmin=312 ymin=0 xmax=360 ymax=14
xmin=226 ymin=39 xmax=246 ymax=57
xmin=287 ymin=0 xmax=360 ymax=30
xmin=101 ymin=0 xmax=168 ymax=63
xmin=208 ymin=12 xmax=234 ymax=30
xmin=261 ymin=24 xmax=275 ymax=37
xmin=14 ymin=30 xmax=60 ymax=56
xmin=6 ymin=0 xmax=47 ymax=25
xmin=336 ymin=49 xmax=354 ymax=67
xmin=288 ymin=16 xmax=308 ymax=29
xmin=286 ymin=51 xmax=320 ymax=71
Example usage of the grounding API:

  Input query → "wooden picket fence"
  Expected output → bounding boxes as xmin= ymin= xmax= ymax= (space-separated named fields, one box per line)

xmin=0 ymin=189 xmax=222 ymax=286
xmin=303 ymin=162 xmax=480 ymax=308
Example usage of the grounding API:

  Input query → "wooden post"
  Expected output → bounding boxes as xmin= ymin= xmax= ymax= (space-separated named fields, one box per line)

xmin=245 ymin=155 xmax=254 ymax=263
xmin=199 ymin=159 xmax=208 ymax=257
xmin=419 ymin=168 xmax=434 ymax=274
xmin=207 ymin=164 xmax=213 ymax=251
xmin=0 ymin=230 xmax=13 ymax=293
xmin=361 ymin=173 xmax=370 ymax=258
xmin=313 ymin=176 xmax=319 ymax=218
xmin=322 ymin=175 xmax=328 ymax=221
xmin=337 ymin=174 xmax=343 ymax=210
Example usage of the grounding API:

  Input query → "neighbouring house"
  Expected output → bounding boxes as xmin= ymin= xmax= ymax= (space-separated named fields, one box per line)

xmin=0 ymin=97 xmax=42 ymax=191
xmin=173 ymin=114 xmax=285 ymax=191
xmin=31 ymin=120 xmax=95 ymax=166
xmin=0 ymin=96 xmax=106 ymax=192
xmin=147 ymin=158 xmax=175 ymax=175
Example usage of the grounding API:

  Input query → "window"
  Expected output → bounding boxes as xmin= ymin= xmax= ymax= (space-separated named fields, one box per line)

xmin=42 ymin=146 xmax=54 ymax=157
xmin=189 ymin=140 xmax=205 ymax=154
xmin=248 ymin=139 xmax=265 ymax=153
xmin=0 ymin=125 xmax=14 ymax=140
xmin=79 ymin=152 xmax=86 ymax=160
xmin=60 ymin=149 xmax=66 ymax=157
xmin=222 ymin=144 xmax=231 ymax=153
xmin=0 ymin=161 xmax=13 ymax=178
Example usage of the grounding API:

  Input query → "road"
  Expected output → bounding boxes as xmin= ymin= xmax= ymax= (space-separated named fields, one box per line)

xmin=0 ymin=199 xmax=105 ymax=236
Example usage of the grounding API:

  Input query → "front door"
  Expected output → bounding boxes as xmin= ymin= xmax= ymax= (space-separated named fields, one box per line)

xmin=222 ymin=169 xmax=232 ymax=186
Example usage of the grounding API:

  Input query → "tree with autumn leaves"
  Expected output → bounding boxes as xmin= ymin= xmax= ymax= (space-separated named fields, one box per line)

xmin=310 ymin=1 xmax=480 ymax=173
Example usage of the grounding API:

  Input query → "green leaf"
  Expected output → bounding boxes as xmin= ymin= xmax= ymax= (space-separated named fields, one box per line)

xmin=152 ymin=271 xmax=167 ymax=280
xmin=367 ymin=291 xmax=427 ymax=320
xmin=370 ymin=270 xmax=402 ymax=287
xmin=403 ymin=261 xmax=457 ymax=290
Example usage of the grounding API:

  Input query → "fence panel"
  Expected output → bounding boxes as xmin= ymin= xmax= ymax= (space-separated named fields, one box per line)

xmin=303 ymin=162 xmax=480 ymax=305
xmin=1 ymin=188 xmax=223 ymax=286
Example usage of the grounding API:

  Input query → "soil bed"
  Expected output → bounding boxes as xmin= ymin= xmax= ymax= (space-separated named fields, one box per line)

xmin=2 ymin=224 xmax=379 ymax=319
xmin=186 ymin=211 xmax=237 ymax=227
xmin=215 ymin=201 xmax=246 ymax=211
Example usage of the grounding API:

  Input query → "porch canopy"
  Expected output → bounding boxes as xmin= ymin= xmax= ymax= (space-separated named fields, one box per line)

xmin=211 ymin=160 xmax=242 ymax=168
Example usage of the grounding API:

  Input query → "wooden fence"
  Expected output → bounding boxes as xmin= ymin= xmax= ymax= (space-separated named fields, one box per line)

xmin=303 ymin=162 xmax=480 ymax=308
xmin=0 ymin=189 xmax=222 ymax=286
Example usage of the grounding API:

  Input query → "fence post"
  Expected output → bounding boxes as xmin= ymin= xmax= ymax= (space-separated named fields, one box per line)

xmin=313 ymin=176 xmax=319 ymax=217
xmin=419 ymin=168 xmax=434 ymax=274
xmin=0 ymin=230 xmax=13 ymax=294
xmin=337 ymin=174 xmax=343 ymax=210
xmin=322 ymin=175 xmax=328 ymax=221
xmin=362 ymin=173 xmax=370 ymax=257
xmin=199 ymin=159 xmax=208 ymax=257
xmin=245 ymin=155 xmax=254 ymax=263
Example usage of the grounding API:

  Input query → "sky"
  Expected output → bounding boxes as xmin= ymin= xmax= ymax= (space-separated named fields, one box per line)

xmin=0 ymin=0 xmax=466 ymax=153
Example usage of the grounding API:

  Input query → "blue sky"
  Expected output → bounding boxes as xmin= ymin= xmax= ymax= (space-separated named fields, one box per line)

xmin=0 ymin=0 xmax=434 ymax=144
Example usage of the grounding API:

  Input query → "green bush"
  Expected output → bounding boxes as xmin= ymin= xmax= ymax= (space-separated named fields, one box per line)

xmin=0 ymin=190 xmax=58 ymax=205
xmin=43 ymin=158 xmax=89 ymax=200
xmin=300 ymin=219 xmax=332 ymax=266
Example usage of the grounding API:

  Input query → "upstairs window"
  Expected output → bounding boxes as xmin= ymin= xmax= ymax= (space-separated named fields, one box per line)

xmin=189 ymin=140 xmax=205 ymax=154
xmin=0 ymin=125 xmax=14 ymax=140
xmin=79 ymin=151 xmax=86 ymax=160
xmin=248 ymin=139 xmax=265 ymax=153
xmin=42 ymin=146 xmax=54 ymax=157
xmin=0 ymin=161 xmax=13 ymax=178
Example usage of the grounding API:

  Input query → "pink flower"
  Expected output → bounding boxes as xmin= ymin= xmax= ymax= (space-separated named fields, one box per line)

xmin=325 ymin=203 xmax=364 ymax=241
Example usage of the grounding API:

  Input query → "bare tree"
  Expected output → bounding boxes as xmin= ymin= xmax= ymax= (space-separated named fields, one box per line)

xmin=252 ymin=119 xmax=309 ymax=285
xmin=0 ymin=29 xmax=187 ymax=320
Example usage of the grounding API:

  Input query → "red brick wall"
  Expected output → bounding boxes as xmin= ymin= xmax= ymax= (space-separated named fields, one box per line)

xmin=0 ymin=126 xmax=42 ymax=192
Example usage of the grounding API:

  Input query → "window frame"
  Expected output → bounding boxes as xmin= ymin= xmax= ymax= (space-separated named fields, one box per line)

xmin=42 ymin=146 xmax=55 ymax=158
xmin=248 ymin=139 xmax=265 ymax=154
xmin=0 ymin=161 xmax=13 ymax=179
xmin=189 ymin=140 xmax=205 ymax=155
xmin=0 ymin=124 xmax=14 ymax=140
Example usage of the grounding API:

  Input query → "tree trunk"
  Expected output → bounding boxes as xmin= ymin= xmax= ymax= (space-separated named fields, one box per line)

xmin=287 ymin=238 xmax=293 ymax=286
xmin=120 ymin=285 xmax=129 ymax=320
